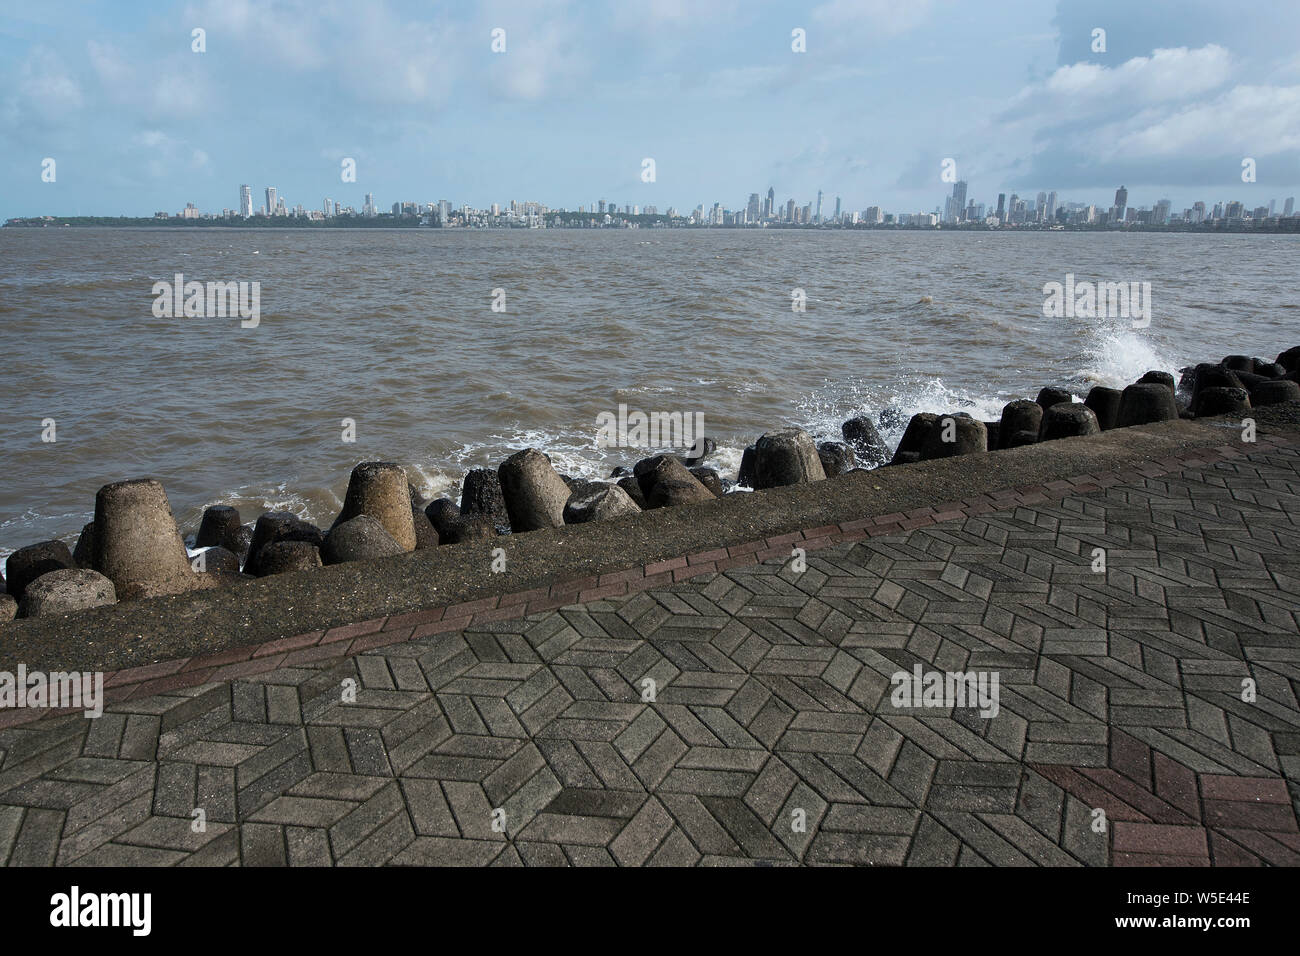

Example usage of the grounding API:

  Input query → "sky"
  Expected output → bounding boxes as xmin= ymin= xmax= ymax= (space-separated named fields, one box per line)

xmin=2 ymin=0 xmax=1300 ymax=219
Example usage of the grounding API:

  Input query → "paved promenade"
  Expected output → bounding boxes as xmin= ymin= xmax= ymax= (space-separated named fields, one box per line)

xmin=2 ymin=437 xmax=1298 ymax=866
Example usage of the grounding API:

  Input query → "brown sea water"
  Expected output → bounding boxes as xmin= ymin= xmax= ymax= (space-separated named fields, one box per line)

xmin=1 ymin=227 xmax=1297 ymax=557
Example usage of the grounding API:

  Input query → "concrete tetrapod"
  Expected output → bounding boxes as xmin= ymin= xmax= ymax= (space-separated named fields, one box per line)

xmin=498 ymin=448 xmax=571 ymax=532
xmin=19 ymin=569 xmax=116 ymax=618
xmin=753 ymin=428 xmax=827 ymax=488
xmin=334 ymin=462 xmax=418 ymax=552
xmin=91 ymin=478 xmax=205 ymax=600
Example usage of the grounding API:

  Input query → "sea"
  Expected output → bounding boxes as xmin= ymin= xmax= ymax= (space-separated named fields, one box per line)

xmin=2 ymin=226 xmax=1297 ymax=558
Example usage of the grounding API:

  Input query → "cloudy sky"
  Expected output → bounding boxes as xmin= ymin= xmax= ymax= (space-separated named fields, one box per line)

xmin=3 ymin=0 xmax=1299 ymax=219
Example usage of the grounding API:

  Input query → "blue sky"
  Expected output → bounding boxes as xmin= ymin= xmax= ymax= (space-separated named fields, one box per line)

xmin=3 ymin=0 xmax=1299 ymax=219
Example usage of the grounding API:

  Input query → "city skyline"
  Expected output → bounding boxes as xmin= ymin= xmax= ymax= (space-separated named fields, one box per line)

xmin=14 ymin=176 xmax=1289 ymax=230
xmin=3 ymin=2 xmax=1300 ymax=220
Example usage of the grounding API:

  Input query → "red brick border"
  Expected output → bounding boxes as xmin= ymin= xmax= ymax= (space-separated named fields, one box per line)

xmin=1035 ymin=729 xmax=1300 ymax=866
xmin=0 ymin=435 xmax=1290 ymax=731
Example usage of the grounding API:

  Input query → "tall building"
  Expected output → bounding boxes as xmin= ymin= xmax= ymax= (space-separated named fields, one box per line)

xmin=815 ymin=190 xmax=823 ymax=223
xmin=323 ymin=198 xmax=332 ymax=217
xmin=785 ymin=198 xmax=796 ymax=221
xmin=833 ymin=197 xmax=841 ymax=221
xmin=1046 ymin=191 xmax=1058 ymax=221
xmin=1285 ymin=197 xmax=1296 ymax=217
xmin=1009 ymin=194 xmax=1023 ymax=223
xmin=950 ymin=181 xmax=968 ymax=222
xmin=1036 ymin=192 xmax=1047 ymax=222
xmin=239 ymin=184 xmax=252 ymax=218
xmin=765 ymin=187 xmax=775 ymax=219
xmin=1153 ymin=198 xmax=1171 ymax=225
xmin=1113 ymin=185 xmax=1128 ymax=222
xmin=264 ymin=186 xmax=277 ymax=216
xmin=747 ymin=193 xmax=760 ymax=221
xmin=995 ymin=193 xmax=1006 ymax=223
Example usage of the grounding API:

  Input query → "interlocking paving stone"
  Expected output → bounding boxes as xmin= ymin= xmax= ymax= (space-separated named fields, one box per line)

xmin=4 ymin=442 xmax=1300 ymax=864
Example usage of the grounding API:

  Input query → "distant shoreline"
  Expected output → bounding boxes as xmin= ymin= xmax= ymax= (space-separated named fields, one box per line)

xmin=5 ymin=216 xmax=1300 ymax=234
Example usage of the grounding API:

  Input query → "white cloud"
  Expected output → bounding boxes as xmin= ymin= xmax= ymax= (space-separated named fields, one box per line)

xmin=1106 ymin=84 xmax=1300 ymax=159
xmin=3 ymin=45 xmax=83 ymax=126
xmin=87 ymin=39 xmax=209 ymax=120
xmin=1002 ymin=45 xmax=1234 ymax=125
xmin=129 ymin=129 xmax=213 ymax=180
xmin=965 ymin=42 xmax=1300 ymax=192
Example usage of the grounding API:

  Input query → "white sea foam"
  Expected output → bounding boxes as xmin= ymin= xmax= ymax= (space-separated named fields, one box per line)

xmin=794 ymin=375 xmax=1010 ymax=457
xmin=1078 ymin=327 xmax=1180 ymax=388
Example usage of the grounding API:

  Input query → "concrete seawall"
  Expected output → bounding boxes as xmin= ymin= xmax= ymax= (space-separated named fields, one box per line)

xmin=3 ymin=408 xmax=1293 ymax=677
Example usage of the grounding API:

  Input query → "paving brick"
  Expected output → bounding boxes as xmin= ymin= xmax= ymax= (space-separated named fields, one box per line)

xmin=10 ymin=439 xmax=1300 ymax=867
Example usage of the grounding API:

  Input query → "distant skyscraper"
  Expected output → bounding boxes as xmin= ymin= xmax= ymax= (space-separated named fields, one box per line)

xmin=785 ymin=198 xmax=795 ymax=221
xmin=765 ymin=187 xmax=775 ymax=219
xmin=1153 ymin=198 xmax=1171 ymax=225
xmin=833 ymin=197 xmax=841 ymax=221
xmin=1285 ymin=197 xmax=1296 ymax=217
xmin=995 ymin=193 xmax=1006 ymax=223
xmin=1036 ymin=191 xmax=1047 ymax=221
xmin=323 ymin=198 xmax=332 ymax=217
xmin=815 ymin=190 xmax=823 ymax=223
xmin=239 ymin=184 xmax=252 ymax=218
xmin=747 ymin=193 xmax=760 ymax=221
xmin=264 ymin=186 xmax=277 ymax=216
xmin=1046 ymin=191 xmax=1058 ymax=221
xmin=1114 ymin=185 xmax=1128 ymax=221
xmin=950 ymin=181 xmax=968 ymax=222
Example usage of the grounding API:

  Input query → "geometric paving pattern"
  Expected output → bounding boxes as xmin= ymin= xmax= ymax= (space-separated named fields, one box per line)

xmin=2 ymin=440 xmax=1299 ymax=865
